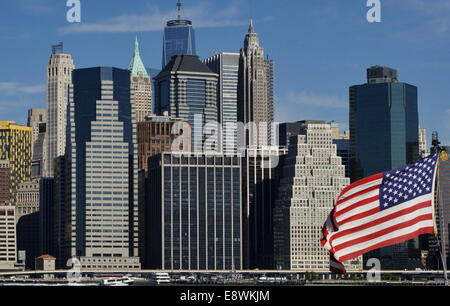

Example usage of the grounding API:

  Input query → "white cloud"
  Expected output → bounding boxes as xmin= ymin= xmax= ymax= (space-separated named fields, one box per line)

xmin=58 ymin=2 xmax=268 ymax=35
xmin=0 ymin=82 xmax=45 ymax=96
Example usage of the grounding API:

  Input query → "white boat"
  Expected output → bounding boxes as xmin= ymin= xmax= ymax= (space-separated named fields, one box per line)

xmin=100 ymin=276 xmax=135 ymax=286
xmin=150 ymin=272 xmax=172 ymax=285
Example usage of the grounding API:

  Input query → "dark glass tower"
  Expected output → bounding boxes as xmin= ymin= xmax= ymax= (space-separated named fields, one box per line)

xmin=350 ymin=66 xmax=420 ymax=270
xmin=162 ymin=1 xmax=197 ymax=68
xmin=350 ymin=66 xmax=419 ymax=182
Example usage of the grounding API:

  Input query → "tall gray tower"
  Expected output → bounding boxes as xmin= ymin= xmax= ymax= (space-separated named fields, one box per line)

xmin=238 ymin=20 xmax=272 ymax=147
xmin=45 ymin=43 xmax=74 ymax=177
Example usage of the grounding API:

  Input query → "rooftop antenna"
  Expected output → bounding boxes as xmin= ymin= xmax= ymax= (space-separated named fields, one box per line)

xmin=52 ymin=42 xmax=64 ymax=54
xmin=177 ymin=0 xmax=182 ymax=21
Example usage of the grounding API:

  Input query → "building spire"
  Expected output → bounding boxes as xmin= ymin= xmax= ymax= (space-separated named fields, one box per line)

xmin=129 ymin=36 xmax=149 ymax=78
xmin=177 ymin=0 xmax=182 ymax=21
xmin=249 ymin=18 xmax=255 ymax=33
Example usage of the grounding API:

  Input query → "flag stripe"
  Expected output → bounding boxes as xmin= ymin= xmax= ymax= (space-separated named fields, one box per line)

xmin=336 ymin=185 xmax=380 ymax=208
xmin=338 ymin=173 xmax=383 ymax=200
xmin=335 ymin=195 xmax=380 ymax=217
xmin=337 ymin=204 xmax=380 ymax=225
xmin=333 ymin=213 xmax=433 ymax=253
xmin=338 ymin=225 xmax=435 ymax=262
xmin=330 ymin=200 xmax=432 ymax=246
xmin=335 ymin=188 xmax=380 ymax=213
xmin=336 ymin=194 xmax=432 ymax=231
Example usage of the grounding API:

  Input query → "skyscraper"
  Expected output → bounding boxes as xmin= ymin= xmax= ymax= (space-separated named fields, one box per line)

xmin=238 ymin=20 xmax=273 ymax=147
xmin=0 ymin=121 xmax=32 ymax=203
xmin=350 ymin=66 xmax=419 ymax=182
xmin=242 ymin=147 xmax=287 ymax=269
xmin=27 ymin=109 xmax=46 ymax=154
xmin=273 ymin=121 xmax=362 ymax=271
xmin=45 ymin=43 xmax=75 ymax=177
xmin=154 ymin=54 xmax=218 ymax=151
xmin=65 ymin=67 xmax=140 ymax=270
xmin=162 ymin=0 xmax=197 ymax=68
xmin=350 ymin=66 xmax=421 ymax=270
xmin=146 ymin=152 xmax=243 ymax=270
xmin=204 ymin=52 xmax=240 ymax=154
xmin=129 ymin=37 xmax=153 ymax=122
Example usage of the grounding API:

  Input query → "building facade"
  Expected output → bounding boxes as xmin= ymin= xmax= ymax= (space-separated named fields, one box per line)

xmin=146 ymin=153 xmax=242 ymax=271
xmin=129 ymin=37 xmax=153 ymax=122
xmin=154 ymin=54 xmax=218 ymax=152
xmin=203 ymin=52 xmax=240 ymax=154
xmin=238 ymin=20 xmax=273 ymax=147
xmin=273 ymin=121 xmax=362 ymax=271
xmin=65 ymin=67 xmax=140 ymax=270
xmin=242 ymin=147 xmax=287 ymax=269
xmin=45 ymin=44 xmax=75 ymax=177
xmin=0 ymin=160 xmax=10 ymax=205
xmin=27 ymin=108 xmax=46 ymax=156
xmin=0 ymin=121 xmax=32 ymax=203
xmin=162 ymin=1 xmax=197 ymax=68
xmin=137 ymin=115 xmax=182 ymax=174
xmin=15 ymin=181 xmax=39 ymax=221
xmin=0 ymin=204 xmax=16 ymax=270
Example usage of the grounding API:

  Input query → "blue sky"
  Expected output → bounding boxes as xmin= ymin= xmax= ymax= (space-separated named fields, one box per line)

xmin=0 ymin=0 xmax=449 ymax=146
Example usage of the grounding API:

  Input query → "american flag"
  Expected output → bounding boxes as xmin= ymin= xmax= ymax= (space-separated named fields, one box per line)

xmin=321 ymin=154 xmax=440 ymax=274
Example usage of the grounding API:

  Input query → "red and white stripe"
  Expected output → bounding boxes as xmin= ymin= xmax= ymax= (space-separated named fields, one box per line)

xmin=321 ymin=172 xmax=436 ymax=268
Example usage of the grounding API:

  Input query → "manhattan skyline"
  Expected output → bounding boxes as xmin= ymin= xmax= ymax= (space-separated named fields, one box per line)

xmin=0 ymin=0 xmax=449 ymax=147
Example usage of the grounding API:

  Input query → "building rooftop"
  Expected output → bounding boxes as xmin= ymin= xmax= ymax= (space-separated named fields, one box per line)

xmin=157 ymin=54 xmax=214 ymax=77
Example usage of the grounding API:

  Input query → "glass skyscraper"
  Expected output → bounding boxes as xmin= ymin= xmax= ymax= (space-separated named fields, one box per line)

xmin=162 ymin=1 xmax=196 ymax=69
xmin=350 ymin=66 xmax=419 ymax=182
xmin=350 ymin=66 xmax=421 ymax=270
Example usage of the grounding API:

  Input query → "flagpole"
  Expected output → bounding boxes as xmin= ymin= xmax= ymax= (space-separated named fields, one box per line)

xmin=434 ymin=146 xmax=449 ymax=286
xmin=438 ymin=166 xmax=449 ymax=286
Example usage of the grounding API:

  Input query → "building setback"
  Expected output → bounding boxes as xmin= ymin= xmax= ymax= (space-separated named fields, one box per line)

xmin=146 ymin=153 xmax=242 ymax=271
xmin=65 ymin=67 xmax=140 ymax=270
xmin=274 ymin=121 xmax=362 ymax=271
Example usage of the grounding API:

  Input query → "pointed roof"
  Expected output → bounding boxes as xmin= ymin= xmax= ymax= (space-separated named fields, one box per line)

xmin=248 ymin=19 xmax=255 ymax=33
xmin=128 ymin=36 xmax=149 ymax=78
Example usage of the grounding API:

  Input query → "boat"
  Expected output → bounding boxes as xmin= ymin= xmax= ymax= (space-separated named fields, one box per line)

xmin=150 ymin=272 xmax=172 ymax=285
xmin=100 ymin=275 xmax=135 ymax=286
